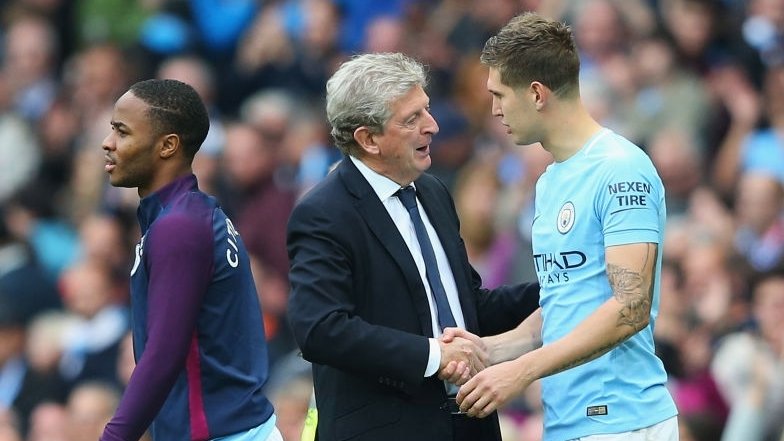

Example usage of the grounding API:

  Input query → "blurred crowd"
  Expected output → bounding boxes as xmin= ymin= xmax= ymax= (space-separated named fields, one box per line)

xmin=0 ymin=0 xmax=783 ymax=440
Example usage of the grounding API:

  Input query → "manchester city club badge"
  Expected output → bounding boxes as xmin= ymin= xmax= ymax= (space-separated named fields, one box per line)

xmin=557 ymin=201 xmax=575 ymax=234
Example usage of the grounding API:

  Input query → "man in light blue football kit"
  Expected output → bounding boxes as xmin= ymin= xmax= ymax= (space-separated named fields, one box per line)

xmin=452 ymin=13 xmax=679 ymax=441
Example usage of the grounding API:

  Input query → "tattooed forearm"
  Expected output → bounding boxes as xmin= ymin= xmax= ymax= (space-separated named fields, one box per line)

xmin=538 ymin=244 xmax=658 ymax=379
xmin=606 ymin=243 xmax=655 ymax=329
xmin=544 ymin=334 xmax=629 ymax=377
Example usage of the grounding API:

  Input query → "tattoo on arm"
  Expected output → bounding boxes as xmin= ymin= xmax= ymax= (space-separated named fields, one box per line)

xmin=540 ymin=244 xmax=658 ymax=378
xmin=545 ymin=335 xmax=629 ymax=377
xmin=607 ymin=243 xmax=655 ymax=329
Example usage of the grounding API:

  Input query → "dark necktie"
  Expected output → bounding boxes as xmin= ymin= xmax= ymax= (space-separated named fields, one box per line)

xmin=396 ymin=186 xmax=457 ymax=331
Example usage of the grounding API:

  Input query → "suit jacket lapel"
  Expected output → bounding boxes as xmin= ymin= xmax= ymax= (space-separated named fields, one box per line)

xmin=414 ymin=179 xmax=480 ymax=332
xmin=338 ymin=159 xmax=434 ymax=337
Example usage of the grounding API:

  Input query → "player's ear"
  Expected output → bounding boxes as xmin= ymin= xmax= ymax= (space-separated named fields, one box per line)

xmin=530 ymin=81 xmax=549 ymax=111
xmin=159 ymin=133 xmax=180 ymax=159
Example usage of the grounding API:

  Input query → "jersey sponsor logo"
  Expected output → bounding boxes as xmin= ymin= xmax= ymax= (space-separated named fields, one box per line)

xmin=225 ymin=218 xmax=240 ymax=268
xmin=533 ymin=250 xmax=587 ymax=286
xmin=557 ymin=201 xmax=575 ymax=234
xmin=130 ymin=235 xmax=145 ymax=276
xmin=607 ymin=180 xmax=650 ymax=213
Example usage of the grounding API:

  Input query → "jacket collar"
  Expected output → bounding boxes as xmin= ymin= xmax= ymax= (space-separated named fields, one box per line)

xmin=136 ymin=174 xmax=199 ymax=232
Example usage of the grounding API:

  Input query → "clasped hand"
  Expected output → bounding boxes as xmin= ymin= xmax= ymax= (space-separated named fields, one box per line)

xmin=439 ymin=328 xmax=531 ymax=418
xmin=437 ymin=328 xmax=487 ymax=385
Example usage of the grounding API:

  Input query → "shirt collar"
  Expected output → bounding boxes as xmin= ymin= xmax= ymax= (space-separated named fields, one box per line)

xmin=349 ymin=156 xmax=412 ymax=201
xmin=137 ymin=174 xmax=199 ymax=232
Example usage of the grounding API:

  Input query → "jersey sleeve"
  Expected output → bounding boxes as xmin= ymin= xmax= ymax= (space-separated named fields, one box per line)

xmin=594 ymin=153 xmax=663 ymax=247
xmin=101 ymin=210 xmax=214 ymax=441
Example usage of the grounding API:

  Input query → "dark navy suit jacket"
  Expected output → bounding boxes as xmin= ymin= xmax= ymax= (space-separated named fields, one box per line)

xmin=287 ymin=158 xmax=539 ymax=441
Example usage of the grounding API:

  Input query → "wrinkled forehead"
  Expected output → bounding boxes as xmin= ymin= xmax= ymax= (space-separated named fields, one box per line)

xmin=387 ymin=85 xmax=428 ymax=115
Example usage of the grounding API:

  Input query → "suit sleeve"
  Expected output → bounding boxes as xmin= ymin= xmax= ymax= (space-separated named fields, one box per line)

xmin=286 ymin=200 xmax=430 ymax=387
xmin=473 ymin=275 xmax=540 ymax=336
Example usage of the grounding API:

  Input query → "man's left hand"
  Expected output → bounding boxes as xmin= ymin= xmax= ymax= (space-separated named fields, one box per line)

xmin=455 ymin=359 xmax=529 ymax=418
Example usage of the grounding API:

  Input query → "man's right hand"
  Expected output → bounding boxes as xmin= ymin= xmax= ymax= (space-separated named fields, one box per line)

xmin=437 ymin=335 xmax=488 ymax=385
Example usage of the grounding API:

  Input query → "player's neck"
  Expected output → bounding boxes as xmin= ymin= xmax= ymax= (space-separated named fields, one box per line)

xmin=543 ymin=104 xmax=603 ymax=162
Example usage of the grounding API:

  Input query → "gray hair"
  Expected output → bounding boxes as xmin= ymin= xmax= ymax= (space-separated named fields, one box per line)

xmin=326 ymin=53 xmax=428 ymax=156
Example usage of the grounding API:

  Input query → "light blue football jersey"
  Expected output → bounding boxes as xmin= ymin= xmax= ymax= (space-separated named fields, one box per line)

xmin=532 ymin=129 xmax=677 ymax=441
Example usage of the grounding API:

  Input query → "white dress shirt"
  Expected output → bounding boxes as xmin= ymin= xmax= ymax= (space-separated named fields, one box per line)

xmin=350 ymin=156 xmax=466 ymax=378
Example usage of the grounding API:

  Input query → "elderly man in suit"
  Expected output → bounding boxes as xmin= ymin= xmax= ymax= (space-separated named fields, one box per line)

xmin=286 ymin=52 xmax=540 ymax=441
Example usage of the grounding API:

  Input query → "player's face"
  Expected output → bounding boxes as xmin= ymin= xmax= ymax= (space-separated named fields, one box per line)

xmin=370 ymin=85 xmax=439 ymax=186
xmin=102 ymin=91 xmax=159 ymax=196
xmin=487 ymin=67 xmax=541 ymax=145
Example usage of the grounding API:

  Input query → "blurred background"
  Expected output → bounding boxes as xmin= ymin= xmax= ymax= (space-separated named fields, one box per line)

xmin=0 ymin=0 xmax=782 ymax=440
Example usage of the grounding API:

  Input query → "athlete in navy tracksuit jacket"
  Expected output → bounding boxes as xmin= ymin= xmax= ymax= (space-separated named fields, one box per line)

xmin=99 ymin=79 xmax=277 ymax=441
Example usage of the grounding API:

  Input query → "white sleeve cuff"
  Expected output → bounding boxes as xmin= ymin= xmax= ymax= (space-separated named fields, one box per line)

xmin=424 ymin=338 xmax=441 ymax=377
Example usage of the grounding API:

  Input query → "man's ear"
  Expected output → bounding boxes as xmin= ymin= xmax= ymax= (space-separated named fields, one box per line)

xmin=530 ymin=81 xmax=550 ymax=111
xmin=354 ymin=126 xmax=380 ymax=155
xmin=159 ymin=134 xmax=180 ymax=159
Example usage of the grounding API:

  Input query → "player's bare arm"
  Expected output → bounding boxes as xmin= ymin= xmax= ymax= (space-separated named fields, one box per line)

xmin=456 ymin=242 xmax=658 ymax=417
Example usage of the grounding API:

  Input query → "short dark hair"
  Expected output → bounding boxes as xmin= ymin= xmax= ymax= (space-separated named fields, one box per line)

xmin=129 ymin=79 xmax=209 ymax=159
xmin=481 ymin=12 xmax=580 ymax=98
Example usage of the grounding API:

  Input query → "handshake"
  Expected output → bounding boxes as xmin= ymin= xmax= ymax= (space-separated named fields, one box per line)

xmin=436 ymin=328 xmax=490 ymax=386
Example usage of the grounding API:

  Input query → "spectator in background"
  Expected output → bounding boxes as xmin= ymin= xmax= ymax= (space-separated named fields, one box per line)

xmin=76 ymin=212 xmax=133 ymax=291
xmin=572 ymin=0 xmax=631 ymax=78
xmin=24 ymin=311 xmax=74 ymax=392
xmin=677 ymin=191 xmax=744 ymax=335
xmin=217 ymin=120 xmax=295 ymax=287
xmin=35 ymin=94 xmax=81 ymax=200
xmin=452 ymin=157 xmax=516 ymax=289
xmin=66 ymin=382 xmax=120 ymax=441
xmin=625 ymin=33 xmax=713 ymax=149
xmin=0 ymin=71 xmax=42 ymax=205
xmin=0 ymin=291 xmax=65 ymax=438
xmin=732 ymin=172 xmax=784 ymax=276
xmin=659 ymin=0 xmax=733 ymax=78
xmin=223 ymin=1 xmax=337 ymax=115
xmin=26 ymin=402 xmax=69 ymax=441
xmin=3 ymin=184 xmax=81 ymax=281
xmin=57 ymin=260 xmax=128 ymax=390
xmin=712 ymin=272 xmax=784 ymax=441
xmin=2 ymin=13 xmax=60 ymax=122
xmin=0 ymin=208 xmax=61 ymax=319
xmin=426 ymin=102 xmax=474 ymax=190
xmin=647 ymin=127 xmax=705 ymax=216
xmin=713 ymin=64 xmax=784 ymax=194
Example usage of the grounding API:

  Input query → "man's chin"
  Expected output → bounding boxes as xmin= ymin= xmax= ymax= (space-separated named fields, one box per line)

xmin=108 ymin=176 xmax=132 ymax=188
xmin=417 ymin=155 xmax=432 ymax=171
